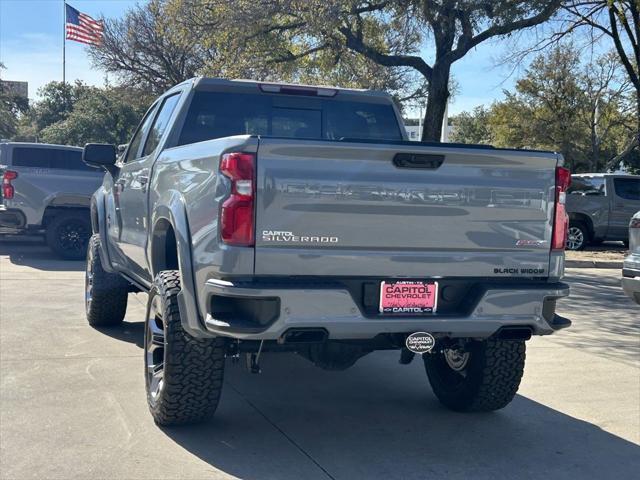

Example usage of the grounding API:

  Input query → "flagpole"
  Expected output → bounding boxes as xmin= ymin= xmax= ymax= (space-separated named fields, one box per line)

xmin=62 ymin=1 xmax=66 ymax=84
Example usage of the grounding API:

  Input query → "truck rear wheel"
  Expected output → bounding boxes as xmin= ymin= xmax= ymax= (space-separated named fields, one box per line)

xmin=424 ymin=339 xmax=525 ymax=412
xmin=46 ymin=211 xmax=92 ymax=259
xmin=85 ymin=235 xmax=129 ymax=327
xmin=566 ymin=221 xmax=588 ymax=250
xmin=145 ymin=270 xmax=226 ymax=426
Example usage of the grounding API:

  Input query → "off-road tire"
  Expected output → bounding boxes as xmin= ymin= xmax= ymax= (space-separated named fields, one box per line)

xmin=46 ymin=211 xmax=92 ymax=259
xmin=85 ymin=235 xmax=128 ymax=327
xmin=145 ymin=270 xmax=226 ymax=426
xmin=424 ymin=339 xmax=526 ymax=412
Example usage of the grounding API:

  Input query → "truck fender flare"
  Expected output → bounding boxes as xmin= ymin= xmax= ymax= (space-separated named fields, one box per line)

xmin=150 ymin=192 xmax=204 ymax=337
xmin=90 ymin=189 xmax=116 ymax=273
xmin=568 ymin=211 xmax=595 ymax=238
xmin=45 ymin=193 xmax=92 ymax=208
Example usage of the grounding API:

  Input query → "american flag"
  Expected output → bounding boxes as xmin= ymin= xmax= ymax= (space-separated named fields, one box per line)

xmin=65 ymin=3 xmax=104 ymax=46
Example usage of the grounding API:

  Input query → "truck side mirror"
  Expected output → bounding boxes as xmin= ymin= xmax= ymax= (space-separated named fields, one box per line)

xmin=117 ymin=144 xmax=128 ymax=159
xmin=83 ymin=143 xmax=117 ymax=174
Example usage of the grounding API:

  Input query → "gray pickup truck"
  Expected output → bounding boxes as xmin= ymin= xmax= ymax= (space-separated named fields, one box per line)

xmin=566 ymin=173 xmax=640 ymax=250
xmin=82 ymin=78 xmax=571 ymax=426
xmin=0 ymin=142 xmax=104 ymax=258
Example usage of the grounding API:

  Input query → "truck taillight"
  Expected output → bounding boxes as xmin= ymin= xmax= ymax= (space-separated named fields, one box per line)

xmin=2 ymin=170 xmax=18 ymax=200
xmin=219 ymin=152 xmax=255 ymax=246
xmin=551 ymin=166 xmax=571 ymax=251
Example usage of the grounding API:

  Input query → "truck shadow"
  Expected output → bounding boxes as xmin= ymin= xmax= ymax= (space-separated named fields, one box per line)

xmin=94 ymin=321 xmax=145 ymax=348
xmin=159 ymin=352 xmax=639 ymax=480
xmin=556 ymin=270 xmax=639 ymax=366
xmin=0 ymin=236 xmax=85 ymax=271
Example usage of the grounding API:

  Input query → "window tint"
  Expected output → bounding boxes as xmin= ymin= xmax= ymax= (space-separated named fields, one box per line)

xmin=272 ymin=108 xmax=321 ymax=138
xmin=613 ymin=178 xmax=640 ymax=200
xmin=125 ymin=103 xmax=158 ymax=162
xmin=568 ymin=176 xmax=605 ymax=196
xmin=325 ymin=101 xmax=402 ymax=140
xmin=12 ymin=147 xmax=97 ymax=171
xmin=178 ymin=91 xmax=402 ymax=146
xmin=143 ymin=94 xmax=181 ymax=156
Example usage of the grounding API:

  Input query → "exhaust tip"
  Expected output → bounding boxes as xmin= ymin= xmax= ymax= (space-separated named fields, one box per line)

xmin=497 ymin=327 xmax=533 ymax=341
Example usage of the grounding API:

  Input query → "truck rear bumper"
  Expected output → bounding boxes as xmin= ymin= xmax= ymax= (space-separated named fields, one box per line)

xmin=622 ymin=263 xmax=640 ymax=304
xmin=199 ymin=279 xmax=570 ymax=340
xmin=0 ymin=208 xmax=27 ymax=234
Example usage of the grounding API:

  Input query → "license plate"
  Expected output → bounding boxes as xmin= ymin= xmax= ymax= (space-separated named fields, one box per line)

xmin=379 ymin=281 xmax=438 ymax=314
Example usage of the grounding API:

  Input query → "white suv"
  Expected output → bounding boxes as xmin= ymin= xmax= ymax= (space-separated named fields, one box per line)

xmin=622 ymin=211 xmax=640 ymax=304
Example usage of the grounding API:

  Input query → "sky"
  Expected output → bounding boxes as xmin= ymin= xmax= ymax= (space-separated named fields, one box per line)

xmin=0 ymin=0 xmax=529 ymax=115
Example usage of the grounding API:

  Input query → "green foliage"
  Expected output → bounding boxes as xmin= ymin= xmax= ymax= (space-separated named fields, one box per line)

xmin=0 ymin=63 xmax=29 ymax=139
xmin=15 ymin=82 xmax=152 ymax=146
xmin=39 ymin=87 xmax=151 ymax=146
xmin=451 ymin=45 xmax=636 ymax=173
xmin=30 ymin=81 xmax=84 ymax=131
xmin=208 ymin=0 xmax=562 ymax=140
xmin=88 ymin=0 xmax=418 ymax=98
xmin=89 ymin=0 xmax=213 ymax=94
xmin=450 ymin=106 xmax=494 ymax=145
xmin=91 ymin=0 xmax=561 ymax=140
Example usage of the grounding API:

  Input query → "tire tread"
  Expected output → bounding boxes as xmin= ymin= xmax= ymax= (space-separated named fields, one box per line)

xmin=86 ymin=235 xmax=128 ymax=327
xmin=425 ymin=339 xmax=526 ymax=412
xmin=147 ymin=270 xmax=225 ymax=426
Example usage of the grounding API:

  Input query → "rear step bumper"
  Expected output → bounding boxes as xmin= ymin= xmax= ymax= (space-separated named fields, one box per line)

xmin=199 ymin=279 xmax=570 ymax=340
xmin=0 ymin=208 xmax=26 ymax=233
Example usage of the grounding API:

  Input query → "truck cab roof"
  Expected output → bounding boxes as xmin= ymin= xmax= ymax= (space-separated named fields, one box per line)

xmin=572 ymin=173 xmax=639 ymax=178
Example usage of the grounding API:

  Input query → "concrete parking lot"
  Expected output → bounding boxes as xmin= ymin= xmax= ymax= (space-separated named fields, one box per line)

xmin=1 ymin=239 xmax=639 ymax=480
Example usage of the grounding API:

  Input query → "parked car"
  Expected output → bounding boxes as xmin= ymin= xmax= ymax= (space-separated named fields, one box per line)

xmin=565 ymin=173 xmax=640 ymax=250
xmin=622 ymin=211 xmax=640 ymax=304
xmin=0 ymin=142 xmax=104 ymax=259
xmin=83 ymin=77 xmax=571 ymax=426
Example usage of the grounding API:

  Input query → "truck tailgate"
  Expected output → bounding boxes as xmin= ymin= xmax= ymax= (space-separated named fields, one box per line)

xmin=254 ymin=138 xmax=558 ymax=278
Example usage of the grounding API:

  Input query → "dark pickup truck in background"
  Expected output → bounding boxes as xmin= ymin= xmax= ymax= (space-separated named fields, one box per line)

xmin=0 ymin=142 xmax=104 ymax=259
xmin=566 ymin=173 xmax=640 ymax=250
xmin=82 ymin=77 xmax=571 ymax=426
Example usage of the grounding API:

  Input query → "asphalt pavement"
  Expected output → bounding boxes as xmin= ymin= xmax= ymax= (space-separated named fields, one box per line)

xmin=1 ymin=239 xmax=639 ymax=479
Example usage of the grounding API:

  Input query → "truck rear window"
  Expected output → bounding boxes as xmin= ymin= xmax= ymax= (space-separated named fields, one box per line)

xmin=568 ymin=176 xmax=605 ymax=196
xmin=12 ymin=147 xmax=98 ymax=171
xmin=178 ymin=91 xmax=402 ymax=146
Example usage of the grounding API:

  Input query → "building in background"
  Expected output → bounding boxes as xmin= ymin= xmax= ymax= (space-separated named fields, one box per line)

xmin=403 ymin=121 xmax=455 ymax=142
xmin=0 ymin=80 xmax=28 ymax=99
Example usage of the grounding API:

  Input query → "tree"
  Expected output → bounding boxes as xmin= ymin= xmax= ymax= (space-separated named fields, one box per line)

xmin=0 ymin=63 xmax=29 ymax=139
xmin=475 ymin=45 xmax=635 ymax=172
xmin=449 ymin=106 xmax=493 ymax=144
xmin=581 ymin=50 xmax=636 ymax=170
xmin=90 ymin=0 xmax=417 ymax=100
xmin=89 ymin=0 xmax=210 ymax=94
xmin=38 ymin=86 xmax=151 ymax=146
xmin=14 ymin=81 xmax=152 ymax=146
xmin=27 ymin=81 xmax=87 ymax=131
xmin=516 ymin=1 xmax=640 ymax=169
xmin=564 ymin=0 xmax=639 ymax=170
xmin=197 ymin=0 xmax=562 ymax=141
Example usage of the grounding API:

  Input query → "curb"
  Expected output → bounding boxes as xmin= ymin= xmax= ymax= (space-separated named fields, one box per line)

xmin=565 ymin=260 xmax=623 ymax=269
